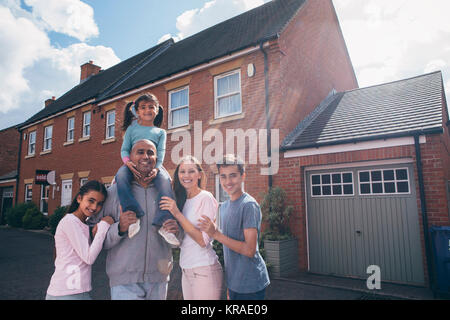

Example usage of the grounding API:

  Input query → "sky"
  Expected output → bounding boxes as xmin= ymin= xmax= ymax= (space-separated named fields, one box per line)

xmin=0 ymin=0 xmax=449 ymax=131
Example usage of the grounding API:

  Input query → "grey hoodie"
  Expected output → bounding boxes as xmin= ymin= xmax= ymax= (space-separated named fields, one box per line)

xmin=88 ymin=181 xmax=182 ymax=288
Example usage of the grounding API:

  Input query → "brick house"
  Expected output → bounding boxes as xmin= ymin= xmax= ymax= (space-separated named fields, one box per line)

xmin=0 ymin=126 xmax=20 ymax=224
xmin=17 ymin=0 xmax=357 ymax=217
xmin=280 ymin=71 xmax=450 ymax=286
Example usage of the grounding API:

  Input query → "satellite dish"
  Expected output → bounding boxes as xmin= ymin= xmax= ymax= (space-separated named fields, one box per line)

xmin=47 ymin=171 xmax=56 ymax=185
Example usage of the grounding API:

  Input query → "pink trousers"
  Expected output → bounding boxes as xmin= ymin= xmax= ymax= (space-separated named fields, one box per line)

xmin=181 ymin=262 xmax=223 ymax=300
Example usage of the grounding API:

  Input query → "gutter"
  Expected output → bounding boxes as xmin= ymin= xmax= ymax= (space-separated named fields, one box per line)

xmin=281 ymin=127 xmax=444 ymax=152
xmin=15 ymin=128 xmax=23 ymax=205
xmin=413 ymin=134 xmax=435 ymax=292
xmin=259 ymin=42 xmax=272 ymax=189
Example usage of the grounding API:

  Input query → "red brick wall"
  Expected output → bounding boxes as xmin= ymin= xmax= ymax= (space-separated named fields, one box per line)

xmin=0 ymin=127 xmax=20 ymax=177
xmin=273 ymin=0 xmax=358 ymax=140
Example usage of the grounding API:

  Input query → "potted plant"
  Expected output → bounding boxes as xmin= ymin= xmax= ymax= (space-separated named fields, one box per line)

xmin=260 ymin=187 xmax=298 ymax=277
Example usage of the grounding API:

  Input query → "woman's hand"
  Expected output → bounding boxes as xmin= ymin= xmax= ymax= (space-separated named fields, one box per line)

xmin=159 ymin=196 xmax=181 ymax=217
xmin=126 ymin=160 xmax=142 ymax=180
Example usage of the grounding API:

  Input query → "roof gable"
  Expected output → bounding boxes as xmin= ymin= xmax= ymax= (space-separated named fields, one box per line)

xmin=282 ymin=71 xmax=445 ymax=150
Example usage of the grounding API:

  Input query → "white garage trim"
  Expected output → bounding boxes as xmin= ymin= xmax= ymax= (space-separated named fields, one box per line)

xmin=285 ymin=136 xmax=426 ymax=158
xmin=305 ymin=158 xmax=414 ymax=172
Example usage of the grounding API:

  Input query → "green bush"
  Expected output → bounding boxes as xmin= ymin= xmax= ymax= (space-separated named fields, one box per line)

xmin=260 ymin=187 xmax=294 ymax=240
xmin=22 ymin=207 xmax=48 ymax=230
xmin=5 ymin=202 xmax=38 ymax=228
xmin=49 ymin=206 xmax=68 ymax=235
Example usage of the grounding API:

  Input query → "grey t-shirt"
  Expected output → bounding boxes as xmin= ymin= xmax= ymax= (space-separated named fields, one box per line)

xmin=219 ymin=192 xmax=270 ymax=294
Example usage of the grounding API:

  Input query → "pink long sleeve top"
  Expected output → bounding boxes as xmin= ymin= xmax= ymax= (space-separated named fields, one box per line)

xmin=46 ymin=214 xmax=110 ymax=296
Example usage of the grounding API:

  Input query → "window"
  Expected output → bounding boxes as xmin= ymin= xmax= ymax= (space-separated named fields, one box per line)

xmin=40 ymin=185 xmax=50 ymax=215
xmin=25 ymin=184 xmax=32 ymax=202
xmin=215 ymin=174 xmax=244 ymax=203
xmin=28 ymin=131 xmax=36 ymax=155
xmin=311 ymin=172 xmax=354 ymax=197
xmin=43 ymin=126 xmax=53 ymax=151
xmin=106 ymin=110 xmax=115 ymax=139
xmin=80 ymin=178 xmax=88 ymax=186
xmin=67 ymin=117 xmax=75 ymax=142
xmin=214 ymin=70 xmax=242 ymax=118
xmin=359 ymin=168 xmax=410 ymax=195
xmin=83 ymin=111 xmax=91 ymax=137
xmin=168 ymin=86 xmax=189 ymax=128
xmin=216 ymin=175 xmax=230 ymax=203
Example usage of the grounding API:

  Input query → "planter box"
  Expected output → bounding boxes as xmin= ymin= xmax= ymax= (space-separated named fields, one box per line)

xmin=264 ymin=238 xmax=298 ymax=277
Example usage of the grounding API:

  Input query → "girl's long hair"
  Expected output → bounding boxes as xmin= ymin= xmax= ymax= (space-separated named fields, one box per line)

xmin=67 ymin=180 xmax=108 ymax=214
xmin=172 ymin=156 xmax=206 ymax=212
xmin=122 ymin=93 xmax=164 ymax=131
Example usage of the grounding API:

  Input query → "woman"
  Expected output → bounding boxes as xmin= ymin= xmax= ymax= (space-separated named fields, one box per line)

xmin=159 ymin=155 xmax=223 ymax=300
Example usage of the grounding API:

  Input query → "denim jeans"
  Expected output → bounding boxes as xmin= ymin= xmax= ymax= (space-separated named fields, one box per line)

xmin=116 ymin=165 xmax=175 ymax=226
xmin=228 ymin=287 xmax=266 ymax=300
xmin=110 ymin=282 xmax=168 ymax=300
xmin=45 ymin=292 xmax=92 ymax=300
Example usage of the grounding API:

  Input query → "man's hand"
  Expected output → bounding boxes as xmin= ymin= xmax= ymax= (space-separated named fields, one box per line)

xmin=162 ymin=219 xmax=179 ymax=235
xmin=198 ymin=215 xmax=217 ymax=238
xmin=119 ymin=205 xmax=138 ymax=234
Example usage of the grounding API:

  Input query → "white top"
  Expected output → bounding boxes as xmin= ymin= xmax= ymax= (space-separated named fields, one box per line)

xmin=47 ymin=214 xmax=110 ymax=296
xmin=179 ymin=190 xmax=220 ymax=269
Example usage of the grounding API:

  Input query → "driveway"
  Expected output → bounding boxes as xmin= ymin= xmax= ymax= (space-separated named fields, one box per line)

xmin=0 ymin=227 xmax=370 ymax=300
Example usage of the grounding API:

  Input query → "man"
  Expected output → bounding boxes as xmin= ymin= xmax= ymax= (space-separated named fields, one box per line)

xmin=89 ymin=139 xmax=182 ymax=300
xmin=199 ymin=154 xmax=270 ymax=300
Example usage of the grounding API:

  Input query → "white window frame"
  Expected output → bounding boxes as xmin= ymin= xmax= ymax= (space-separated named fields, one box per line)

xmin=214 ymin=69 xmax=242 ymax=119
xmin=168 ymin=86 xmax=189 ymax=129
xmin=28 ymin=131 xmax=36 ymax=156
xmin=310 ymin=172 xmax=354 ymax=198
xmin=105 ymin=110 xmax=115 ymax=139
xmin=24 ymin=184 xmax=32 ymax=202
xmin=40 ymin=185 xmax=50 ymax=215
xmin=43 ymin=125 xmax=53 ymax=151
xmin=215 ymin=174 xmax=245 ymax=204
xmin=67 ymin=117 xmax=75 ymax=142
xmin=80 ymin=178 xmax=88 ymax=187
xmin=358 ymin=167 xmax=411 ymax=196
xmin=83 ymin=111 xmax=91 ymax=137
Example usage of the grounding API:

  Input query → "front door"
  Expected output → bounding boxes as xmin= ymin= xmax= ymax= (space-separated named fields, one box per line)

xmin=61 ymin=180 xmax=72 ymax=207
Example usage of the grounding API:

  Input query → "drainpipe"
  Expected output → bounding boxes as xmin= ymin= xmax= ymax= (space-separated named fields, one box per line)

xmin=260 ymin=42 xmax=272 ymax=189
xmin=15 ymin=128 xmax=23 ymax=205
xmin=414 ymin=134 xmax=435 ymax=291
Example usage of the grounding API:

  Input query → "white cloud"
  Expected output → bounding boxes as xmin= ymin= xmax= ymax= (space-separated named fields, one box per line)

xmin=333 ymin=0 xmax=450 ymax=90
xmin=0 ymin=1 xmax=120 ymax=129
xmin=24 ymin=0 xmax=98 ymax=41
xmin=164 ymin=0 xmax=269 ymax=42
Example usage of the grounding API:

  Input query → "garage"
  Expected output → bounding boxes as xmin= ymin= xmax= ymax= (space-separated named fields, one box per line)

xmin=305 ymin=161 xmax=425 ymax=285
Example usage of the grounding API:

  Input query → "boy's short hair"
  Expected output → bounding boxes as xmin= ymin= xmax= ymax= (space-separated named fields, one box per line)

xmin=217 ymin=154 xmax=245 ymax=175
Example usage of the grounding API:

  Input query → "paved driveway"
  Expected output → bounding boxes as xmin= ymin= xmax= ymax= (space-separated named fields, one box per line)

xmin=0 ymin=227 xmax=364 ymax=300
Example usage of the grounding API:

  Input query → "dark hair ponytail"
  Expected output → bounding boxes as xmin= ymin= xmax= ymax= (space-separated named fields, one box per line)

xmin=67 ymin=180 xmax=108 ymax=214
xmin=154 ymin=106 xmax=164 ymax=128
xmin=122 ymin=102 xmax=135 ymax=131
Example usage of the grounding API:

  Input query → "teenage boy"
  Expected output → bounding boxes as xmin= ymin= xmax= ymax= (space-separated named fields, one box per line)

xmin=199 ymin=154 xmax=270 ymax=300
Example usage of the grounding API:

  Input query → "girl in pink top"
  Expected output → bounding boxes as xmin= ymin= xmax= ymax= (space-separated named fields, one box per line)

xmin=46 ymin=181 xmax=113 ymax=300
xmin=159 ymin=156 xmax=223 ymax=300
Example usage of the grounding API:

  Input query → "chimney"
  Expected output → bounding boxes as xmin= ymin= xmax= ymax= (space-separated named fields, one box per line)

xmin=45 ymin=96 xmax=56 ymax=108
xmin=80 ymin=60 xmax=101 ymax=83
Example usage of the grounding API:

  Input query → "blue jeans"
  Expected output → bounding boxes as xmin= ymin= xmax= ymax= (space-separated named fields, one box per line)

xmin=116 ymin=165 xmax=175 ymax=226
xmin=228 ymin=287 xmax=266 ymax=300
xmin=111 ymin=282 xmax=168 ymax=300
